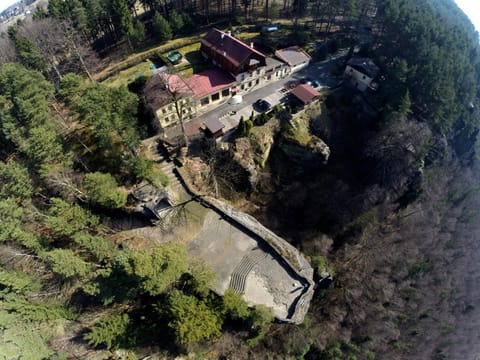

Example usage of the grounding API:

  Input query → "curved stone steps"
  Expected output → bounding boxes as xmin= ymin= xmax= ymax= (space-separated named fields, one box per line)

xmin=229 ymin=250 xmax=268 ymax=294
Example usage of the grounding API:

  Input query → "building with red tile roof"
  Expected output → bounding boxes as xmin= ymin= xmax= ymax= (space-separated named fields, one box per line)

xmin=201 ymin=28 xmax=269 ymax=94
xmin=201 ymin=28 xmax=266 ymax=76
xmin=291 ymin=84 xmax=321 ymax=105
xmin=185 ymin=68 xmax=236 ymax=100
xmin=143 ymin=72 xmax=196 ymax=130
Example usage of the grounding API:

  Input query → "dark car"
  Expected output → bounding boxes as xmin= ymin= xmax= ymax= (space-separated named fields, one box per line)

xmin=300 ymin=78 xmax=312 ymax=86
xmin=301 ymin=78 xmax=321 ymax=88
xmin=254 ymin=99 xmax=272 ymax=112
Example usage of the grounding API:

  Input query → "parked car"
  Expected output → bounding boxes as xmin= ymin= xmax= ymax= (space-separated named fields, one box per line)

xmin=254 ymin=99 xmax=272 ymax=112
xmin=301 ymin=78 xmax=321 ymax=88
xmin=301 ymin=78 xmax=312 ymax=86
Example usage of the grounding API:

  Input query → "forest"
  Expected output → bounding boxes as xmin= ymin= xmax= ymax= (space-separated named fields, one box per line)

xmin=1 ymin=0 xmax=480 ymax=358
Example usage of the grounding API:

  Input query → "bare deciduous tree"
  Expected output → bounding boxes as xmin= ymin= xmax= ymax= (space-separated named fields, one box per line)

xmin=17 ymin=18 xmax=96 ymax=85
xmin=0 ymin=36 xmax=17 ymax=65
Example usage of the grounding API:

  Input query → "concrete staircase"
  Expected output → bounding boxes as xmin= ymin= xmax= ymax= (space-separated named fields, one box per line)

xmin=157 ymin=160 xmax=183 ymax=194
xmin=229 ymin=249 xmax=268 ymax=294
xmin=142 ymin=136 xmax=187 ymax=199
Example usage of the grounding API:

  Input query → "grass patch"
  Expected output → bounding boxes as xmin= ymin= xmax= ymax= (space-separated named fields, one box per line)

xmin=102 ymin=59 xmax=155 ymax=88
xmin=176 ymin=42 xmax=201 ymax=56
xmin=237 ymin=32 xmax=261 ymax=43
xmin=282 ymin=116 xmax=312 ymax=146
xmin=160 ymin=41 xmax=211 ymax=78
xmin=96 ymin=34 xmax=205 ymax=82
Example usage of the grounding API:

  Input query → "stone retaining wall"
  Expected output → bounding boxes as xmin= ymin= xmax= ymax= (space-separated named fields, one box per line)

xmin=175 ymin=167 xmax=315 ymax=324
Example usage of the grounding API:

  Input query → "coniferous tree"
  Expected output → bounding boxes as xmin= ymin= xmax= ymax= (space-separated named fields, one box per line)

xmin=152 ymin=12 xmax=172 ymax=42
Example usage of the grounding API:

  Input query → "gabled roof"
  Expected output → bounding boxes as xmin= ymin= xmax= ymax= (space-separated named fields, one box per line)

xmin=291 ymin=84 xmax=321 ymax=104
xmin=347 ymin=57 xmax=379 ymax=78
xmin=201 ymin=28 xmax=266 ymax=68
xmin=275 ymin=46 xmax=312 ymax=67
xmin=204 ymin=118 xmax=225 ymax=134
xmin=185 ymin=68 xmax=236 ymax=99
xmin=143 ymin=72 xmax=193 ymax=110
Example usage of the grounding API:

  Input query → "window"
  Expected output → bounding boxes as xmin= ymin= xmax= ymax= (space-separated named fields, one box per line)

xmin=168 ymin=105 xmax=173 ymax=111
xmin=211 ymin=92 xmax=220 ymax=101
xmin=201 ymin=97 xmax=209 ymax=106
xmin=256 ymin=79 xmax=259 ymax=85
xmin=362 ymin=75 xmax=366 ymax=79
xmin=248 ymin=81 xmax=252 ymax=87
xmin=256 ymin=69 xmax=260 ymax=75
xmin=222 ymin=89 xmax=230 ymax=97
xmin=162 ymin=108 xmax=167 ymax=114
xmin=268 ymin=75 xmax=272 ymax=80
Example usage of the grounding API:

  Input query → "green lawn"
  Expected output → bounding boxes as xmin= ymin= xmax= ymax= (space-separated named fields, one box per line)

xmin=237 ymin=32 xmax=261 ymax=43
xmin=102 ymin=59 xmax=155 ymax=88
xmin=162 ymin=42 xmax=211 ymax=77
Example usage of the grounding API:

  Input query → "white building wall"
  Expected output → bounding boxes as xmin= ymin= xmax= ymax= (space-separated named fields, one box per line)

xmin=154 ymin=98 xmax=197 ymax=129
xmin=345 ymin=65 xmax=373 ymax=92
xmin=290 ymin=60 xmax=310 ymax=73
xmin=235 ymin=67 xmax=266 ymax=94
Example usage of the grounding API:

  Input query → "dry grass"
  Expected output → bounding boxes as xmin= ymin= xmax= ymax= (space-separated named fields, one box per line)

xmin=102 ymin=59 xmax=155 ymax=88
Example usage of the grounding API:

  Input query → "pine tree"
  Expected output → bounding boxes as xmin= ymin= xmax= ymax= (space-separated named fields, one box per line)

xmin=169 ymin=10 xmax=184 ymax=33
xmin=167 ymin=290 xmax=222 ymax=345
xmin=152 ymin=12 xmax=172 ymax=42
xmin=398 ymin=89 xmax=412 ymax=116
xmin=84 ymin=313 xmax=130 ymax=350
xmin=83 ymin=172 xmax=127 ymax=209
xmin=132 ymin=242 xmax=188 ymax=296
xmin=237 ymin=116 xmax=246 ymax=136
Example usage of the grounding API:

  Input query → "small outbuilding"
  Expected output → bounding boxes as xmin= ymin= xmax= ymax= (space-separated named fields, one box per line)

xmin=291 ymin=84 xmax=321 ymax=105
xmin=203 ymin=118 xmax=225 ymax=138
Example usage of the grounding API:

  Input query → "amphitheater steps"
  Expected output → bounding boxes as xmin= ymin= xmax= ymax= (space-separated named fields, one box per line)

xmin=229 ymin=249 xmax=268 ymax=294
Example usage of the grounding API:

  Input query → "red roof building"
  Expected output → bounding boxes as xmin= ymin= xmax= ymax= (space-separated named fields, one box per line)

xmin=201 ymin=28 xmax=266 ymax=77
xmin=185 ymin=68 xmax=236 ymax=99
xmin=143 ymin=73 xmax=196 ymax=130
xmin=291 ymin=84 xmax=321 ymax=105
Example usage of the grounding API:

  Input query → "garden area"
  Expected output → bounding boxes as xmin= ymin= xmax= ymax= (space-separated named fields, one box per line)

xmin=102 ymin=59 xmax=157 ymax=88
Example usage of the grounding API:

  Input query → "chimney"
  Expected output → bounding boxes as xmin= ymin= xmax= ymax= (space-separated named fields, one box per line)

xmin=250 ymin=42 xmax=254 ymax=49
xmin=227 ymin=30 xmax=231 ymax=36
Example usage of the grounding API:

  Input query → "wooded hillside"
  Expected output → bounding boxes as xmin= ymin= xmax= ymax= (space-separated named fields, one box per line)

xmin=0 ymin=0 xmax=480 ymax=358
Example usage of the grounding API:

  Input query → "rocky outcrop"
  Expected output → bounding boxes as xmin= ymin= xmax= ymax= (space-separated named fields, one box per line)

xmin=279 ymin=134 xmax=330 ymax=167
xmin=229 ymin=120 xmax=278 ymax=192
xmin=279 ymin=115 xmax=330 ymax=167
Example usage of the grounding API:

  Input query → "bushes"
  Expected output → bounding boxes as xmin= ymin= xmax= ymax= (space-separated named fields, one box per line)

xmin=237 ymin=116 xmax=253 ymax=137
